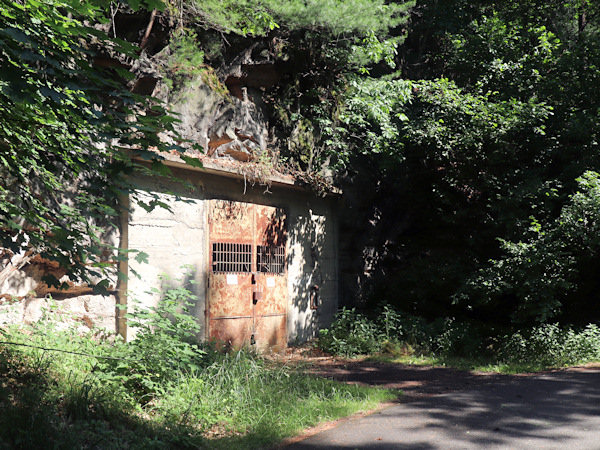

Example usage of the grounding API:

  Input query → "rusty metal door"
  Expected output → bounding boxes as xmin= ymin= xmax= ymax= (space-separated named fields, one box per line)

xmin=207 ymin=200 xmax=287 ymax=351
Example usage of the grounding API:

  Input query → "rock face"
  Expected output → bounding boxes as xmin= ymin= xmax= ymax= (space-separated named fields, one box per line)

xmin=136 ymin=44 xmax=274 ymax=163
xmin=111 ymin=7 xmax=281 ymax=165
xmin=167 ymin=77 xmax=269 ymax=162
xmin=0 ymin=295 xmax=117 ymax=332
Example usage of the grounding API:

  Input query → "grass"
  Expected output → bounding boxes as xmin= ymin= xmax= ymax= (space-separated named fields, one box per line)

xmin=5 ymin=314 xmax=598 ymax=449
xmin=150 ymin=351 xmax=396 ymax=449
xmin=0 ymin=324 xmax=396 ymax=449
xmin=365 ymin=352 xmax=600 ymax=374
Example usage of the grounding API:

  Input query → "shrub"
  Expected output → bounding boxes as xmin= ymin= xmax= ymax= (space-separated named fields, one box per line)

xmin=319 ymin=305 xmax=600 ymax=366
xmin=396 ymin=314 xmax=436 ymax=353
xmin=318 ymin=307 xmax=381 ymax=356
xmin=566 ymin=324 xmax=600 ymax=362
xmin=376 ymin=304 xmax=403 ymax=341
xmin=434 ymin=318 xmax=469 ymax=356
xmin=96 ymin=281 xmax=206 ymax=402
xmin=499 ymin=323 xmax=600 ymax=367
xmin=318 ymin=304 xmax=484 ymax=357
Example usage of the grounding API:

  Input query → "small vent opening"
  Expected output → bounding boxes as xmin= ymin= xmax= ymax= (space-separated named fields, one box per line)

xmin=212 ymin=242 xmax=252 ymax=273
xmin=256 ymin=245 xmax=285 ymax=274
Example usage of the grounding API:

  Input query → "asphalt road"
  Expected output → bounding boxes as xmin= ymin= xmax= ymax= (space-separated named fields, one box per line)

xmin=287 ymin=366 xmax=600 ymax=449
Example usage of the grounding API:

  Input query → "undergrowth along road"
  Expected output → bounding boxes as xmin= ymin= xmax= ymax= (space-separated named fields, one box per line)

xmin=0 ymin=326 xmax=396 ymax=450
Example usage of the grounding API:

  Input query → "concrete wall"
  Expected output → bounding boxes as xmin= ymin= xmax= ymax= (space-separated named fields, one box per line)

xmin=0 ymin=167 xmax=339 ymax=345
xmin=0 ymin=294 xmax=116 ymax=332
xmin=286 ymin=200 xmax=339 ymax=342
xmin=127 ymin=175 xmax=207 ymax=339
xmin=126 ymin=167 xmax=339 ymax=344
xmin=1 ymin=225 xmax=119 ymax=333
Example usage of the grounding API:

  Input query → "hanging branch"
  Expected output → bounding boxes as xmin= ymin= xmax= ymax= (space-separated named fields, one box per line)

xmin=110 ymin=2 xmax=118 ymax=38
xmin=140 ymin=9 xmax=157 ymax=50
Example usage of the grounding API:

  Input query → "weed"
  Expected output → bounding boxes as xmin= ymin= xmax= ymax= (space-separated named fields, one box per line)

xmin=499 ymin=323 xmax=600 ymax=367
xmin=319 ymin=305 xmax=600 ymax=371
xmin=154 ymin=349 xmax=395 ymax=445
xmin=318 ymin=307 xmax=381 ymax=356
xmin=0 ymin=285 xmax=394 ymax=448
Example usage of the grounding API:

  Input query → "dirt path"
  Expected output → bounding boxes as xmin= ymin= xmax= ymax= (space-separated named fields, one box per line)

xmin=283 ymin=355 xmax=600 ymax=449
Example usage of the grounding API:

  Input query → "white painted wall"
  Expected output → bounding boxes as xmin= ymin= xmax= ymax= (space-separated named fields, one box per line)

xmin=286 ymin=201 xmax=339 ymax=343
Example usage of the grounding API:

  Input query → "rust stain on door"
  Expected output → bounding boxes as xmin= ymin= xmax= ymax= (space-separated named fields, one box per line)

xmin=207 ymin=200 xmax=287 ymax=351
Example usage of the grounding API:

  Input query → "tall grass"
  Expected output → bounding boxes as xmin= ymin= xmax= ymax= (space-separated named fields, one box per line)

xmin=0 ymin=303 xmax=394 ymax=449
xmin=155 ymin=351 xmax=392 ymax=448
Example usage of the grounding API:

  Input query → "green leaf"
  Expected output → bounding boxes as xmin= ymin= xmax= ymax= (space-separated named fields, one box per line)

xmin=134 ymin=251 xmax=149 ymax=264
xmin=180 ymin=154 xmax=203 ymax=168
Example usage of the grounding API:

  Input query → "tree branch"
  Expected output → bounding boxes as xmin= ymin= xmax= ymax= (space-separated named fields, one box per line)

xmin=139 ymin=9 xmax=157 ymax=51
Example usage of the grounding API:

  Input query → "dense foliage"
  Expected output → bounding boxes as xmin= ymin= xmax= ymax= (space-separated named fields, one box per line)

xmin=334 ymin=0 xmax=600 ymax=328
xmin=188 ymin=0 xmax=411 ymax=36
xmin=2 ymin=0 xmax=599 ymax=330
xmin=318 ymin=306 xmax=600 ymax=368
xmin=0 ymin=0 xmax=182 ymax=289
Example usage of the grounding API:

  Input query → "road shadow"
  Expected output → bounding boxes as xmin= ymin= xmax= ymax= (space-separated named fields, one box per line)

xmin=290 ymin=363 xmax=600 ymax=449
xmin=307 ymin=359 xmax=506 ymax=398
